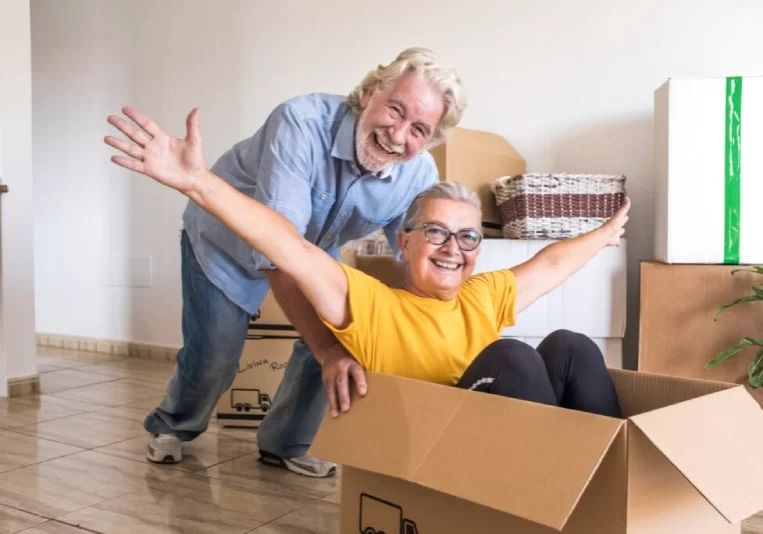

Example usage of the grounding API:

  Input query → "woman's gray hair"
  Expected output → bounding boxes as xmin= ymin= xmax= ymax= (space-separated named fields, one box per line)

xmin=402 ymin=181 xmax=481 ymax=231
xmin=348 ymin=47 xmax=467 ymax=147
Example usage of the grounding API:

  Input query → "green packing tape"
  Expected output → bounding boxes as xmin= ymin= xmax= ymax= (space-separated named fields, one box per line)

xmin=724 ymin=76 xmax=742 ymax=264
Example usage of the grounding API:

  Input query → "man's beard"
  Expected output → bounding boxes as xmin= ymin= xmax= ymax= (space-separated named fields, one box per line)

xmin=355 ymin=122 xmax=405 ymax=173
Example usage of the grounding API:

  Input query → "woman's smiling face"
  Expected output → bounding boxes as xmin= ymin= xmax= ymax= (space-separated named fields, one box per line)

xmin=399 ymin=197 xmax=482 ymax=300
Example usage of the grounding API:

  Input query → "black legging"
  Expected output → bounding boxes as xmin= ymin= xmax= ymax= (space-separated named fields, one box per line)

xmin=456 ymin=330 xmax=622 ymax=418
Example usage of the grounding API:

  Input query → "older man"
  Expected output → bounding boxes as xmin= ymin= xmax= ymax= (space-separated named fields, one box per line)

xmin=107 ymin=47 xmax=466 ymax=477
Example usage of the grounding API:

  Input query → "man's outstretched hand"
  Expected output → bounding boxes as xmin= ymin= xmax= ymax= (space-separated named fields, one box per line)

xmin=104 ymin=106 xmax=207 ymax=195
xmin=318 ymin=343 xmax=367 ymax=418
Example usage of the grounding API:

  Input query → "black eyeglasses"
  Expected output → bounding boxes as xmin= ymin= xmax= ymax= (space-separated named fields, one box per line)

xmin=404 ymin=222 xmax=483 ymax=251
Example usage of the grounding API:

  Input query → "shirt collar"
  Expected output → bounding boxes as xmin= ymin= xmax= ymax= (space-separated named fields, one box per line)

xmin=331 ymin=108 xmax=395 ymax=180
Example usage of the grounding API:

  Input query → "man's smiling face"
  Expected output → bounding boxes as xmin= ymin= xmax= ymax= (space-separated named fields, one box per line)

xmin=354 ymin=70 xmax=445 ymax=173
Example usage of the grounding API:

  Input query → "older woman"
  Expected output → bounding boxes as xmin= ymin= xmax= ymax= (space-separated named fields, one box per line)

xmin=105 ymin=106 xmax=629 ymax=421
xmin=327 ymin=182 xmax=627 ymax=419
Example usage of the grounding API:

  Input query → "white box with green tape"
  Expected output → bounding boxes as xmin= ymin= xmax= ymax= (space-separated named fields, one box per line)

xmin=654 ymin=76 xmax=763 ymax=264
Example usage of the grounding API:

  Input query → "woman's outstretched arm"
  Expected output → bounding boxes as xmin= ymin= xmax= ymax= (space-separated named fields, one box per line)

xmin=104 ymin=106 xmax=351 ymax=328
xmin=511 ymin=197 xmax=630 ymax=314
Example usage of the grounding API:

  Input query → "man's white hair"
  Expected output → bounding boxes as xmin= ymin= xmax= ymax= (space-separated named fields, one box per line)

xmin=348 ymin=47 xmax=467 ymax=147
xmin=402 ymin=181 xmax=481 ymax=231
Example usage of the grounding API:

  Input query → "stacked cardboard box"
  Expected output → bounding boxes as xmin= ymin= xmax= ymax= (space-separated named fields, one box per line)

xmin=215 ymin=291 xmax=299 ymax=428
xmin=653 ymin=77 xmax=763 ymax=265
xmin=639 ymin=262 xmax=763 ymax=406
xmin=640 ymin=76 xmax=763 ymax=406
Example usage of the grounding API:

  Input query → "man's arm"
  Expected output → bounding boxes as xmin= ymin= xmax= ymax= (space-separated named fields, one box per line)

xmin=511 ymin=198 xmax=630 ymax=314
xmin=264 ymin=268 xmax=367 ymax=416
xmin=263 ymin=269 xmax=343 ymax=364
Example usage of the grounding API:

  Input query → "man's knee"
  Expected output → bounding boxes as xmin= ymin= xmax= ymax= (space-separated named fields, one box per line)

xmin=175 ymin=334 xmax=246 ymax=386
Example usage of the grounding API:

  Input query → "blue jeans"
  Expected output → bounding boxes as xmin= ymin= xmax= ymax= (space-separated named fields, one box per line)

xmin=144 ymin=231 xmax=328 ymax=458
xmin=256 ymin=341 xmax=329 ymax=458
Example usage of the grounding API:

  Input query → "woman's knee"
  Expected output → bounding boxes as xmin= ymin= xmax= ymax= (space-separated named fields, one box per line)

xmin=464 ymin=339 xmax=556 ymax=405
xmin=541 ymin=329 xmax=595 ymax=349
xmin=478 ymin=339 xmax=547 ymax=376
xmin=538 ymin=329 xmax=605 ymax=369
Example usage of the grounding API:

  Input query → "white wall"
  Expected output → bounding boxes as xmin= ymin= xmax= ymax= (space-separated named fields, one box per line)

xmin=31 ymin=0 xmax=763 ymax=366
xmin=1 ymin=0 xmax=38 ymax=395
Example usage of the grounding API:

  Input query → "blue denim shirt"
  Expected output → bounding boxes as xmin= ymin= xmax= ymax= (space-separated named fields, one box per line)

xmin=182 ymin=93 xmax=439 ymax=315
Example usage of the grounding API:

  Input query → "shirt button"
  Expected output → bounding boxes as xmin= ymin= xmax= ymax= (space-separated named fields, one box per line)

xmin=325 ymin=234 xmax=333 ymax=242
xmin=320 ymin=194 xmax=328 ymax=201
xmin=340 ymin=211 xmax=347 ymax=217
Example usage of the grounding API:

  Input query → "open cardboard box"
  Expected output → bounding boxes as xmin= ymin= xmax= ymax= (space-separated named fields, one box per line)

xmin=310 ymin=369 xmax=763 ymax=533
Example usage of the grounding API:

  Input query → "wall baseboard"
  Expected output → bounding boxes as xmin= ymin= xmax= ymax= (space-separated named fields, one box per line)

xmin=7 ymin=374 xmax=40 ymax=397
xmin=37 ymin=333 xmax=179 ymax=363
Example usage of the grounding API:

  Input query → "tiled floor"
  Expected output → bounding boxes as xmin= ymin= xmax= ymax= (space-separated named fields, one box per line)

xmin=0 ymin=347 xmax=340 ymax=533
xmin=1 ymin=346 xmax=762 ymax=534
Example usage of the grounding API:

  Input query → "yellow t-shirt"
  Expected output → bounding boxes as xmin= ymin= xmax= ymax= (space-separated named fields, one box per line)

xmin=322 ymin=263 xmax=517 ymax=386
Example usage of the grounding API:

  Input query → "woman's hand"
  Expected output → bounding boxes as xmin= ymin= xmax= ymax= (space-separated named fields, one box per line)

xmin=104 ymin=106 xmax=207 ymax=195
xmin=599 ymin=196 xmax=631 ymax=246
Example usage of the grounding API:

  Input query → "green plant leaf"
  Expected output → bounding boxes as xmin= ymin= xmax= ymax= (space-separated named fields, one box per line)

xmin=714 ymin=295 xmax=763 ymax=320
xmin=730 ymin=265 xmax=763 ymax=277
xmin=748 ymin=348 xmax=763 ymax=389
xmin=705 ymin=338 xmax=756 ymax=369
xmin=710 ymin=266 xmax=763 ymax=385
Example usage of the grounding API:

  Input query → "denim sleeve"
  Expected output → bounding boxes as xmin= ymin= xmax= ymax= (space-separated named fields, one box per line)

xmin=249 ymin=103 xmax=313 ymax=270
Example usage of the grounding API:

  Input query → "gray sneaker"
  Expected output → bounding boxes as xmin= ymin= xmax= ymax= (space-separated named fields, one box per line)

xmin=258 ymin=449 xmax=336 ymax=478
xmin=147 ymin=434 xmax=183 ymax=463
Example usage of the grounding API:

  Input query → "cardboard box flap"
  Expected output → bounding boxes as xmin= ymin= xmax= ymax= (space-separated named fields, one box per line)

xmin=309 ymin=373 xmax=473 ymax=481
xmin=408 ymin=389 xmax=624 ymax=531
xmin=631 ymin=386 xmax=763 ymax=523
xmin=310 ymin=372 xmax=624 ymax=531
xmin=609 ymin=368 xmax=735 ymax=418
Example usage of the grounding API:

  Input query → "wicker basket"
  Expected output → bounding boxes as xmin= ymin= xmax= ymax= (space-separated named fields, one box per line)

xmin=492 ymin=173 xmax=627 ymax=240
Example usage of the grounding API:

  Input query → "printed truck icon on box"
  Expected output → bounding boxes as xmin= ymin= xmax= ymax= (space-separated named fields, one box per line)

xmin=231 ymin=388 xmax=271 ymax=413
xmin=359 ymin=493 xmax=418 ymax=534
